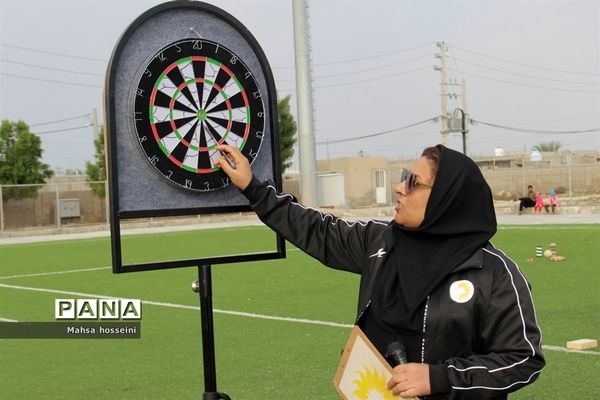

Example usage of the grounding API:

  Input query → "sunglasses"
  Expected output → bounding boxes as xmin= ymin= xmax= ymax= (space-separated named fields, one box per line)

xmin=400 ymin=168 xmax=433 ymax=194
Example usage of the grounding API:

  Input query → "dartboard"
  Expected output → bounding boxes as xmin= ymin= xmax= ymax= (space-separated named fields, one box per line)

xmin=132 ymin=39 xmax=265 ymax=192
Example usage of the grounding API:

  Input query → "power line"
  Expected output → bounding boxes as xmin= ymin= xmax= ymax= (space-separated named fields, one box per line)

xmin=0 ymin=42 xmax=107 ymax=63
xmin=316 ymin=117 xmax=439 ymax=144
xmin=29 ymin=114 xmax=90 ymax=127
xmin=316 ymin=65 xmax=431 ymax=88
xmin=470 ymin=118 xmax=600 ymax=134
xmin=447 ymin=68 xmax=600 ymax=93
xmin=272 ymin=42 xmax=435 ymax=70
xmin=33 ymin=124 xmax=92 ymax=135
xmin=491 ymin=114 xmax=600 ymax=127
xmin=279 ymin=65 xmax=431 ymax=92
xmin=448 ymin=43 xmax=600 ymax=76
xmin=277 ymin=54 xmax=434 ymax=83
xmin=0 ymin=59 xmax=105 ymax=77
xmin=0 ymin=72 xmax=102 ymax=89
xmin=447 ymin=56 xmax=599 ymax=86
xmin=561 ymin=136 xmax=600 ymax=147
xmin=314 ymin=42 xmax=435 ymax=67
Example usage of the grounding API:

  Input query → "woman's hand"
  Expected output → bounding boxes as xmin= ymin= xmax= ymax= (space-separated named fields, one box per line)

xmin=214 ymin=144 xmax=252 ymax=190
xmin=387 ymin=363 xmax=431 ymax=398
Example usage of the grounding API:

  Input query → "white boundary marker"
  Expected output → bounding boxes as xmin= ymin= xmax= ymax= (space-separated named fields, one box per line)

xmin=0 ymin=282 xmax=597 ymax=355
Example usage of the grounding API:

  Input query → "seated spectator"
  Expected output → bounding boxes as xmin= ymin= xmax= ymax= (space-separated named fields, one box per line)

xmin=534 ymin=192 xmax=544 ymax=214
xmin=545 ymin=189 xmax=559 ymax=213
xmin=516 ymin=185 xmax=535 ymax=215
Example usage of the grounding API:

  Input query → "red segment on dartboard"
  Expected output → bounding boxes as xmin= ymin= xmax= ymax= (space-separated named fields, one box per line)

xmin=133 ymin=39 xmax=265 ymax=192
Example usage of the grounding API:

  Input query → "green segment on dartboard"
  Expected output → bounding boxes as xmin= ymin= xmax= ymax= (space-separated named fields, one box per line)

xmin=177 ymin=56 xmax=192 ymax=65
xmin=232 ymin=76 xmax=251 ymax=123
xmin=158 ymin=142 xmax=169 ymax=157
xmin=150 ymin=59 xmax=252 ymax=165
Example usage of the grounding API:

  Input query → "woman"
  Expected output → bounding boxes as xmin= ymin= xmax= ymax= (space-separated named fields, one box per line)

xmin=216 ymin=144 xmax=544 ymax=399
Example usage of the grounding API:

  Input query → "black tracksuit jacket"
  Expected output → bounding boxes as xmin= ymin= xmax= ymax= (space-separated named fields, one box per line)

xmin=243 ymin=178 xmax=545 ymax=399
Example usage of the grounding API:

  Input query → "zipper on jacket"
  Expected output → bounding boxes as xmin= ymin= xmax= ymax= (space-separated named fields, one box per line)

xmin=356 ymin=300 xmax=371 ymax=323
xmin=420 ymin=295 xmax=430 ymax=363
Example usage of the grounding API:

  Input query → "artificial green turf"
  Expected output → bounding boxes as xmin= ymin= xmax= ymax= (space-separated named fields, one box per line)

xmin=493 ymin=225 xmax=600 ymax=346
xmin=0 ymin=224 xmax=598 ymax=399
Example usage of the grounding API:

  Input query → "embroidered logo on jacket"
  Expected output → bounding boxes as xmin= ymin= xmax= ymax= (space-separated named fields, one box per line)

xmin=369 ymin=248 xmax=387 ymax=258
xmin=449 ymin=280 xmax=475 ymax=303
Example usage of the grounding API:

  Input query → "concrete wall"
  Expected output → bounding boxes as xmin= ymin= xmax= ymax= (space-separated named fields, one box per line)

xmin=317 ymin=157 xmax=389 ymax=207
xmin=1 ymin=177 xmax=107 ymax=230
xmin=2 ymin=151 xmax=598 ymax=231
xmin=287 ymin=152 xmax=600 ymax=206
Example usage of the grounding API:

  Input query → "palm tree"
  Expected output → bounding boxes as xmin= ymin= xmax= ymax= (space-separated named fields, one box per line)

xmin=532 ymin=141 xmax=562 ymax=152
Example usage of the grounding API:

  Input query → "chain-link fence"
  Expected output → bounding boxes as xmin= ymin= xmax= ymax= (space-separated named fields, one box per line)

xmin=1 ymin=159 xmax=599 ymax=232
xmin=0 ymin=180 xmax=107 ymax=232
xmin=481 ymin=162 xmax=600 ymax=199
xmin=311 ymin=160 xmax=600 ymax=208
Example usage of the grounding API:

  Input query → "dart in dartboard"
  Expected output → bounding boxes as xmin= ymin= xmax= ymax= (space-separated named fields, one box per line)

xmin=132 ymin=39 xmax=265 ymax=192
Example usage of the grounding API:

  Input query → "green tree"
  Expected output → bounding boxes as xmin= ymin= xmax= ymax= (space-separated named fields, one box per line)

xmin=532 ymin=141 xmax=562 ymax=152
xmin=278 ymin=95 xmax=297 ymax=173
xmin=0 ymin=120 xmax=53 ymax=200
xmin=85 ymin=128 xmax=106 ymax=198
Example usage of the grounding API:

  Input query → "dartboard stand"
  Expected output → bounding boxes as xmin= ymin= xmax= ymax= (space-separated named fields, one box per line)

xmin=104 ymin=2 xmax=285 ymax=398
xmin=193 ymin=264 xmax=231 ymax=400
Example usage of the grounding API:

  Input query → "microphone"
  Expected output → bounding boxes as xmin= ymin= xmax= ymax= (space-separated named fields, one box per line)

xmin=386 ymin=341 xmax=421 ymax=400
xmin=386 ymin=341 xmax=408 ymax=367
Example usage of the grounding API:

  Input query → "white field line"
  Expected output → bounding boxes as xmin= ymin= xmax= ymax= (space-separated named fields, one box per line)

xmin=0 ymin=282 xmax=353 ymax=329
xmin=0 ymin=279 xmax=597 ymax=356
xmin=497 ymin=225 xmax=600 ymax=230
xmin=0 ymin=222 xmax=265 ymax=246
xmin=0 ymin=249 xmax=301 ymax=280
xmin=0 ymin=317 xmax=19 ymax=322
xmin=0 ymin=266 xmax=110 ymax=280
xmin=541 ymin=345 xmax=600 ymax=355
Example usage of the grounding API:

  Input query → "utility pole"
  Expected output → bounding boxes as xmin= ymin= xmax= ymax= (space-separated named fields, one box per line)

xmin=91 ymin=108 xmax=101 ymax=137
xmin=461 ymin=78 xmax=469 ymax=155
xmin=436 ymin=43 xmax=470 ymax=153
xmin=292 ymin=0 xmax=318 ymax=206
xmin=434 ymin=42 xmax=449 ymax=146
xmin=91 ymin=108 xmax=109 ymax=224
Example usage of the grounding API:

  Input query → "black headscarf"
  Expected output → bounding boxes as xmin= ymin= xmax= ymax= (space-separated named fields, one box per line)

xmin=372 ymin=145 xmax=497 ymax=334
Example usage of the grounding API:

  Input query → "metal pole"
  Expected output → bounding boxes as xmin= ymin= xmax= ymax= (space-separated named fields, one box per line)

xmin=461 ymin=79 xmax=468 ymax=155
xmin=521 ymin=156 xmax=526 ymax=195
xmin=293 ymin=0 xmax=318 ymax=206
xmin=193 ymin=265 xmax=231 ymax=400
xmin=91 ymin=108 xmax=99 ymax=136
xmin=105 ymin=180 xmax=110 ymax=225
xmin=0 ymin=185 xmax=4 ymax=232
xmin=436 ymin=42 xmax=449 ymax=146
xmin=567 ymin=152 xmax=573 ymax=198
xmin=457 ymin=108 xmax=466 ymax=155
xmin=56 ymin=183 xmax=61 ymax=228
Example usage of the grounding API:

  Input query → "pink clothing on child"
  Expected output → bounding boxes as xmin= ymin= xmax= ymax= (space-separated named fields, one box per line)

xmin=534 ymin=193 xmax=544 ymax=208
